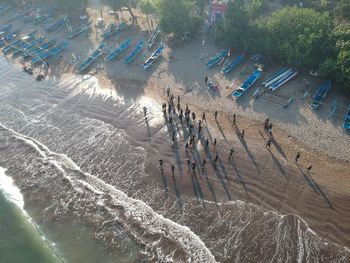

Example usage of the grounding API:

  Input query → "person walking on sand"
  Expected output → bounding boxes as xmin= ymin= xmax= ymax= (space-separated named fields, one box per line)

xmin=306 ymin=164 xmax=313 ymax=172
xmin=169 ymin=116 xmax=173 ymax=124
xmin=186 ymin=159 xmax=191 ymax=167
xmin=295 ymin=152 xmax=301 ymax=163
xmin=241 ymin=129 xmax=245 ymax=139
xmin=177 ymin=95 xmax=180 ymax=104
xmin=264 ymin=118 xmax=269 ymax=130
xmin=266 ymin=139 xmax=272 ymax=148
xmin=159 ymin=160 xmax=163 ymax=169
xmin=185 ymin=104 xmax=189 ymax=112
xmin=233 ymin=113 xmax=236 ymax=125
xmin=205 ymin=76 xmax=208 ymax=84
xmin=166 ymin=87 xmax=170 ymax=98
xmin=192 ymin=112 xmax=196 ymax=122
xmin=168 ymin=104 xmax=172 ymax=115
xmin=202 ymin=159 xmax=206 ymax=171
xmin=202 ymin=112 xmax=206 ymax=121
xmin=179 ymin=110 xmax=183 ymax=123
xmin=191 ymin=162 xmax=196 ymax=173
xmin=214 ymin=111 xmax=218 ymax=120
xmin=185 ymin=142 xmax=189 ymax=150
xmin=229 ymin=148 xmax=234 ymax=160
xmin=205 ymin=138 xmax=209 ymax=150
xmin=172 ymin=131 xmax=176 ymax=142
xmin=177 ymin=102 xmax=180 ymax=112
xmin=213 ymin=138 xmax=217 ymax=148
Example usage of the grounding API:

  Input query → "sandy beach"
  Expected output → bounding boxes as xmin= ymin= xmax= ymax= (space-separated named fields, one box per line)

xmin=0 ymin=1 xmax=349 ymax=261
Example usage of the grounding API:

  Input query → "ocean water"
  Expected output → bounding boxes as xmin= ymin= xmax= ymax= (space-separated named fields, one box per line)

xmin=0 ymin=56 xmax=349 ymax=263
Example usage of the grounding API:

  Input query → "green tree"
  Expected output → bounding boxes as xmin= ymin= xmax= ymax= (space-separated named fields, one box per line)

xmin=139 ymin=0 xmax=156 ymax=23
xmin=102 ymin=0 xmax=139 ymax=23
xmin=251 ymin=7 xmax=333 ymax=66
xmin=246 ymin=0 xmax=268 ymax=19
xmin=336 ymin=0 xmax=350 ymax=21
xmin=214 ymin=0 xmax=249 ymax=50
xmin=156 ymin=0 xmax=201 ymax=38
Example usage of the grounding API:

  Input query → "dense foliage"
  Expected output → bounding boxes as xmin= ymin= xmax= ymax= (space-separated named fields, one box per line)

xmin=156 ymin=0 xmax=202 ymax=38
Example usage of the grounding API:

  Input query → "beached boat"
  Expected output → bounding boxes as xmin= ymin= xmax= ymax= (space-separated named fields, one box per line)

xmin=33 ymin=14 xmax=52 ymax=25
xmin=106 ymin=38 xmax=132 ymax=61
xmin=232 ymin=69 xmax=262 ymax=99
xmin=147 ymin=26 xmax=160 ymax=49
xmin=17 ymin=38 xmax=55 ymax=58
xmin=101 ymin=22 xmax=126 ymax=40
xmin=143 ymin=43 xmax=165 ymax=70
xmin=206 ymin=49 xmax=228 ymax=68
xmin=45 ymin=18 xmax=65 ymax=32
xmin=262 ymin=68 xmax=290 ymax=88
xmin=343 ymin=104 xmax=350 ymax=130
xmin=0 ymin=29 xmax=20 ymax=46
xmin=311 ymin=81 xmax=331 ymax=110
xmin=79 ymin=43 xmax=106 ymax=72
xmin=223 ymin=54 xmax=245 ymax=75
xmin=269 ymin=69 xmax=297 ymax=91
xmin=31 ymin=41 xmax=69 ymax=64
xmin=67 ymin=25 xmax=90 ymax=39
xmin=124 ymin=40 xmax=144 ymax=64
xmin=3 ymin=30 xmax=36 ymax=55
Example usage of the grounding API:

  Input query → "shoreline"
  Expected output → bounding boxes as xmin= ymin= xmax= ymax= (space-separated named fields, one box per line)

xmin=0 ymin=4 xmax=350 ymax=258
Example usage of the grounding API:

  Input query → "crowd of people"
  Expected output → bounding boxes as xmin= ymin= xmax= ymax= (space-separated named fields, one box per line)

xmin=156 ymin=86 xmax=313 ymax=181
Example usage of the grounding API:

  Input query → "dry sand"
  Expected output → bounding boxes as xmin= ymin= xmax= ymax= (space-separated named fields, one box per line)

xmin=1 ymin=3 xmax=349 ymax=251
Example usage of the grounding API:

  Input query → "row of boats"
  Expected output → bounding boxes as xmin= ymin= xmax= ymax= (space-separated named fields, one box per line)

xmin=78 ymin=40 xmax=165 ymax=73
xmin=0 ymin=24 xmax=68 ymax=64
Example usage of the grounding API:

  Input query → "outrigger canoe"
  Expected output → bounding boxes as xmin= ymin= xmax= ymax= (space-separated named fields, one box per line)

xmin=143 ymin=43 xmax=164 ymax=70
xmin=232 ymin=69 xmax=262 ymax=99
xmin=269 ymin=69 xmax=297 ymax=91
xmin=106 ymin=38 xmax=132 ymax=61
xmin=206 ymin=49 xmax=228 ymax=68
xmin=79 ymin=43 xmax=105 ymax=72
xmin=31 ymin=41 xmax=68 ymax=64
xmin=18 ymin=38 xmax=56 ymax=59
xmin=262 ymin=68 xmax=289 ymax=88
xmin=311 ymin=80 xmax=331 ymax=110
xmin=67 ymin=25 xmax=90 ymax=39
xmin=46 ymin=18 xmax=65 ymax=32
xmin=124 ymin=40 xmax=144 ymax=64
xmin=343 ymin=104 xmax=350 ymax=130
xmin=0 ymin=29 xmax=20 ymax=46
xmin=3 ymin=30 xmax=36 ymax=55
xmin=223 ymin=54 xmax=245 ymax=75
xmin=101 ymin=22 xmax=126 ymax=40
xmin=147 ymin=26 xmax=160 ymax=49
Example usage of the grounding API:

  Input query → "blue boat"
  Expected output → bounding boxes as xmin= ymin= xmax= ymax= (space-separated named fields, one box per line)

xmin=106 ymin=38 xmax=132 ymax=61
xmin=343 ymin=104 xmax=350 ymax=130
xmin=17 ymin=38 xmax=55 ymax=58
xmin=3 ymin=30 xmax=36 ymax=55
xmin=124 ymin=40 xmax=144 ymax=64
xmin=79 ymin=43 xmax=106 ymax=72
xmin=311 ymin=80 xmax=331 ymax=110
xmin=232 ymin=69 xmax=262 ymax=98
xmin=0 ymin=29 xmax=20 ymax=46
xmin=143 ymin=43 xmax=164 ymax=70
xmin=46 ymin=18 xmax=65 ymax=32
xmin=223 ymin=54 xmax=245 ymax=75
xmin=206 ymin=49 xmax=228 ymax=68
xmin=32 ymin=41 xmax=69 ymax=64
xmin=101 ymin=22 xmax=126 ymax=40
xmin=269 ymin=69 xmax=297 ymax=91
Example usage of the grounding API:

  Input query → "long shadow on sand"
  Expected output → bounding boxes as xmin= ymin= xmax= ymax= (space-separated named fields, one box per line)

xmin=297 ymin=165 xmax=333 ymax=209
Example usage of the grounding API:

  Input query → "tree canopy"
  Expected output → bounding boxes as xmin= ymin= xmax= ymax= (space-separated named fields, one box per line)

xmin=251 ymin=7 xmax=334 ymax=66
xmin=156 ymin=0 xmax=201 ymax=38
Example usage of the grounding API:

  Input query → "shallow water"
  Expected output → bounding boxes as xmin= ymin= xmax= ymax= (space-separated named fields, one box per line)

xmin=0 ymin=56 xmax=349 ymax=262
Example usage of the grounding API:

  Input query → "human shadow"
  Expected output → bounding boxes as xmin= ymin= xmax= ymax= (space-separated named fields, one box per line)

xmin=230 ymin=157 xmax=249 ymax=197
xmin=171 ymin=173 xmax=183 ymax=207
xmin=232 ymin=123 xmax=261 ymax=175
xmin=160 ymin=168 xmax=168 ymax=197
xmin=297 ymin=165 xmax=333 ymax=209
xmin=215 ymin=119 xmax=227 ymax=141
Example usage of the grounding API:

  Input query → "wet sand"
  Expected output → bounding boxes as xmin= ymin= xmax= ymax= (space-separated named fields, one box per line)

xmin=0 ymin=2 xmax=349 ymax=261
